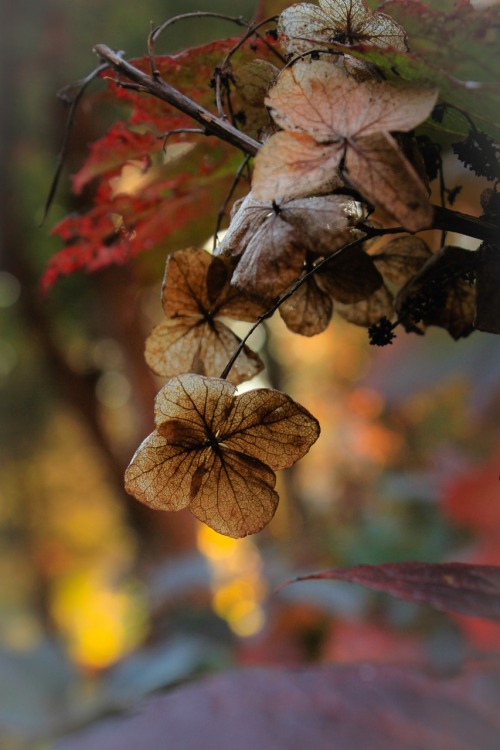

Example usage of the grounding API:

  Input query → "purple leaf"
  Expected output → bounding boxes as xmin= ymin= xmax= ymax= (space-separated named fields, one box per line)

xmin=284 ymin=562 xmax=500 ymax=620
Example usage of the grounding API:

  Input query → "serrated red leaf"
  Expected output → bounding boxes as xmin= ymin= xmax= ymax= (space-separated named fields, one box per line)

xmin=284 ymin=562 xmax=500 ymax=620
xmin=102 ymin=37 xmax=279 ymax=138
xmin=72 ymin=122 xmax=158 ymax=194
xmin=43 ymin=141 xmax=242 ymax=291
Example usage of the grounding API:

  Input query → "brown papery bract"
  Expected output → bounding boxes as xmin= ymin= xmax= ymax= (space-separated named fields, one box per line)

xmin=124 ymin=374 xmax=320 ymax=538
xmin=395 ymin=245 xmax=477 ymax=340
xmin=279 ymin=245 xmax=383 ymax=336
xmin=216 ymin=191 xmax=365 ymax=303
xmin=278 ymin=0 xmax=408 ymax=56
xmin=335 ymin=283 xmax=394 ymax=326
xmin=145 ymin=248 xmax=265 ymax=386
xmin=372 ymin=235 xmax=433 ymax=287
xmin=253 ymin=61 xmax=438 ymax=230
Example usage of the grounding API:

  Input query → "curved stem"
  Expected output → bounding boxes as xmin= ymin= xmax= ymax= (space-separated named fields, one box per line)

xmin=432 ymin=205 xmax=498 ymax=244
xmin=219 ymin=234 xmax=370 ymax=380
xmin=93 ymin=44 xmax=261 ymax=156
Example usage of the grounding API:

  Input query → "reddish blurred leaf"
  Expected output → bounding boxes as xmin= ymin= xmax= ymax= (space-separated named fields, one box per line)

xmin=285 ymin=562 xmax=500 ymax=620
xmin=443 ymin=450 xmax=500 ymax=539
xmin=103 ymin=37 xmax=280 ymax=139
xmin=72 ymin=123 xmax=158 ymax=194
xmin=323 ymin=618 xmax=425 ymax=666
xmin=125 ymin=374 xmax=319 ymax=538
xmin=54 ymin=663 xmax=500 ymax=750
xmin=145 ymin=248 xmax=264 ymax=385
xmin=43 ymin=141 xmax=241 ymax=291
xmin=44 ymin=36 xmax=279 ymax=290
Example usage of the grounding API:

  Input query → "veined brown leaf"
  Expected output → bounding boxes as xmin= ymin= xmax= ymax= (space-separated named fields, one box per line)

xmin=278 ymin=0 xmax=408 ymax=56
xmin=395 ymin=245 xmax=477 ymax=339
xmin=279 ymin=243 xmax=383 ymax=336
xmin=279 ymin=275 xmax=334 ymax=336
xmin=145 ymin=248 xmax=265 ymax=386
xmin=253 ymin=61 xmax=437 ymax=230
xmin=125 ymin=374 xmax=320 ymax=538
xmin=372 ymin=235 xmax=433 ymax=287
xmin=216 ymin=191 xmax=365 ymax=302
xmin=335 ymin=283 xmax=394 ymax=326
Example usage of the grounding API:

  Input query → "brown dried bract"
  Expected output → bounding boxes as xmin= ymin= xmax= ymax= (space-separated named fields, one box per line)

xmin=278 ymin=0 xmax=408 ymax=56
xmin=395 ymin=245 xmax=477 ymax=340
xmin=216 ymin=191 xmax=365 ymax=302
xmin=372 ymin=235 xmax=433 ymax=287
xmin=279 ymin=245 xmax=383 ymax=336
xmin=279 ymin=275 xmax=334 ymax=336
xmin=253 ymin=61 xmax=437 ymax=230
xmin=125 ymin=374 xmax=320 ymax=538
xmin=335 ymin=283 xmax=394 ymax=326
xmin=145 ymin=248 xmax=265 ymax=386
xmin=231 ymin=60 xmax=280 ymax=139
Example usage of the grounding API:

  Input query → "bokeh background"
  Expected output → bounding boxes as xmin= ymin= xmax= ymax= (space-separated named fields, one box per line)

xmin=1 ymin=1 xmax=500 ymax=748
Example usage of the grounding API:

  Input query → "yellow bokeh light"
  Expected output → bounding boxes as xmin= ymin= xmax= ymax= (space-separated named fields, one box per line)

xmin=51 ymin=569 xmax=148 ymax=670
xmin=197 ymin=525 xmax=267 ymax=638
xmin=227 ymin=601 xmax=265 ymax=638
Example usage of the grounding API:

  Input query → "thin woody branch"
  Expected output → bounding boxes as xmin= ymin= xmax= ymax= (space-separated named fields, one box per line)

xmin=93 ymin=44 xmax=261 ymax=157
xmin=93 ymin=45 xmax=498 ymax=245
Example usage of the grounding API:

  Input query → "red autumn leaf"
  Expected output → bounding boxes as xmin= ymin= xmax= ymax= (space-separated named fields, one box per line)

xmin=71 ymin=122 xmax=159 ymax=194
xmin=145 ymin=248 xmax=264 ymax=385
xmin=103 ymin=37 xmax=280 ymax=139
xmin=125 ymin=374 xmax=319 ymax=538
xmin=53 ymin=663 xmax=500 ymax=750
xmin=253 ymin=61 xmax=437 ymax=230
xmin=43 ymin=141 xmax=242 ymax=291
xmin=278 ymin=0 xmax=408 ymax=56
xmin=284 ymin=562 xmax=500 ymax=620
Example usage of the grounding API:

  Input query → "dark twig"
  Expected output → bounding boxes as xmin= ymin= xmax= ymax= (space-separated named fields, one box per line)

xmin=147 ymin=12 xmax=251 ymax=77
xmin=156 ymin=128 xmax=207 ymax=151
xmin=432 ymin=205 xmax=499 ymax=244
xmin=219 ymin=234 xmax=371 ymax=380
xmin=91 ymin=47 xmax=497 ymax=247
xmin=213 ymin=155 xmax=252 ymax=250
xmin=219 ymin=16 xmax=281 ymax=71
xmin=93 ymin=44 xmax=261 ymax=156
xmin=41 ymin=62 xmax=109 ymax=225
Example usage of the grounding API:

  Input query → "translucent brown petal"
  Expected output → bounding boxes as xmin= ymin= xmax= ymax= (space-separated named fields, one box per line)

xmin=125 ymin=375 xmax=320 ymax=538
